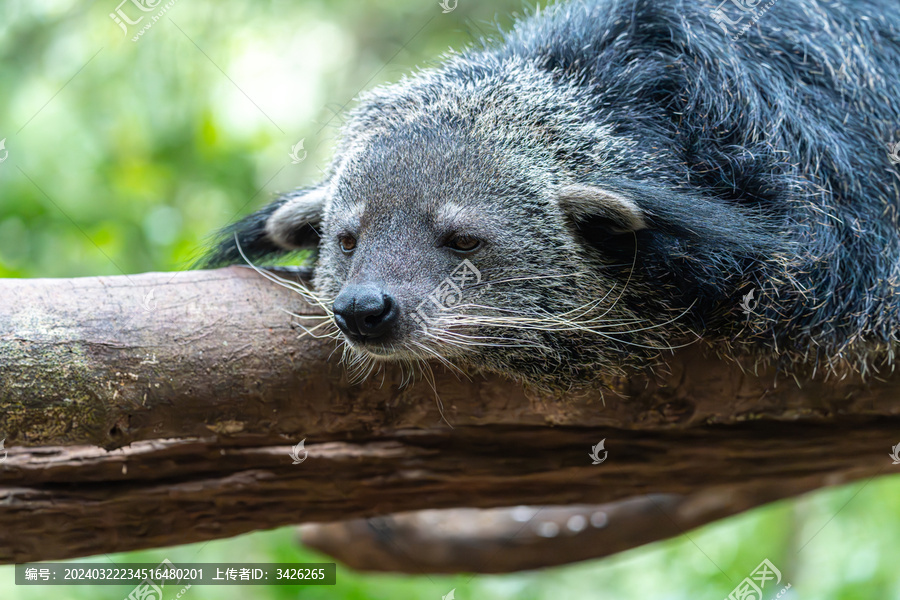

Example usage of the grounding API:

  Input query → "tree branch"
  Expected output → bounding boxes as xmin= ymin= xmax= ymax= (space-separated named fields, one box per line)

xmin=0 ymin=268 xmax=898 ymax=566
xmin=297 ymin=478 xmax=827 ymax=574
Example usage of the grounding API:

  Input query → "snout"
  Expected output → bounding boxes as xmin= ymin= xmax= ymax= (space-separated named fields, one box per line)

xmin=333 ymin=284 xmax=400 ymax=343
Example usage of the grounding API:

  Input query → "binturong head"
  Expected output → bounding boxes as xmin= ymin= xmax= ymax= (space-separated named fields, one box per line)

xmin=205 ymin=64 xmax=775 ymax=391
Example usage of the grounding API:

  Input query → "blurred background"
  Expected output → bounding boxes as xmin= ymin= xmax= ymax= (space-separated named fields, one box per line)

xmin=1 ymin=0 xmax=899 ymax=598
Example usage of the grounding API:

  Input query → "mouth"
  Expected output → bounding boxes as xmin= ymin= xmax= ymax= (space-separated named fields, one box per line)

xmin=341 ymin=333 xmax=396 ymax=355
xmin=344 ymin=336 xmax=426 ymax=362
xmin=359 ymin=344 xmax=395 ymax=358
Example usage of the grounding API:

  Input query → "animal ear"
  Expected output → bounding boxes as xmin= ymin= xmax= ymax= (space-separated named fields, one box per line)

xmin=265 ymin=187 xmax=328 ymax=250
xmin=201 ymin=186 xmax=327 ymax=268
xmin=557 ymin=184 xmax=647 ymax=234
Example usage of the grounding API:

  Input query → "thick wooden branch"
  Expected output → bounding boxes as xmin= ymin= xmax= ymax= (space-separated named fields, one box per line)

xmin=297 ymin=478 xmax=826 ymax=574
xmin=1 ymin=268 xmax=899 ymax=566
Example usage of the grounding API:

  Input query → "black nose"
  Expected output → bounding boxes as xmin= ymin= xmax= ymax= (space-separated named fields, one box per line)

xmin=333 ymin=285 xmax=399 ymax=341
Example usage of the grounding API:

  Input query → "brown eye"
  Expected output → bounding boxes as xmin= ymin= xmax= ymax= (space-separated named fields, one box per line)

xmin=338 ymin=234 xmax=357 ymax=253
xmin=446 ymin=234 xmax=482 ymax=253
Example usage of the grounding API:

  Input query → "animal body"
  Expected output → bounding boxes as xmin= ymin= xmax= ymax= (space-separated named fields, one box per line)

xmin=206 ymin=0 xmax=900 ymax=390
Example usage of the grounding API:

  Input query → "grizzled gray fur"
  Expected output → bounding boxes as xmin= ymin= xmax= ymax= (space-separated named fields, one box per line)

xmin=206 ymin=0 xmax=900 ymax=390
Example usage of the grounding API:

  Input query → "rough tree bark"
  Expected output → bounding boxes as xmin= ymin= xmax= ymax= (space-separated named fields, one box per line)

xmin=0 ymin=267 xmax=898 ymax=567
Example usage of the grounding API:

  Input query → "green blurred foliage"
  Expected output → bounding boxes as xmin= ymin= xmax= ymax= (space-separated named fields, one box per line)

xmin=1 ymin=0 xmax=899 ymax=598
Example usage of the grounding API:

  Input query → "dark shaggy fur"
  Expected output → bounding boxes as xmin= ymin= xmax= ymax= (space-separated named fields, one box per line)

xmin=206 ymin=0 xmax=900 ymax=390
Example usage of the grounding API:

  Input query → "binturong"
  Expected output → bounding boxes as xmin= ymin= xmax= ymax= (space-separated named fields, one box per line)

xmin=205 ymin=0 xmax=900 ymax=392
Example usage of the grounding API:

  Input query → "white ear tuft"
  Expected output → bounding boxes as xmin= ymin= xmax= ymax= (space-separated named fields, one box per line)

xmin=557 ymin=184 xmax=647 ymax=233
xmin=266 ymin=187 xmax=328 ymax=249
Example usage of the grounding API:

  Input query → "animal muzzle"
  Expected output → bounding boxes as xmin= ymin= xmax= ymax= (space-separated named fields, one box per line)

xmin=332 ymin=284 xmax=400 ymax=342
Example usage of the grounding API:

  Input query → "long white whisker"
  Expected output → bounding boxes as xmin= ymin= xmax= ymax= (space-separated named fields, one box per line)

xmin=419 ymin=360 xmax=453 ymax=429
xmin=233 ymin=233 xmax=334 ymax=315
xmin=410 ymin=339 xmax=469 ymax=379
xmin=279 ymin=309 xmax=341 ymax=339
